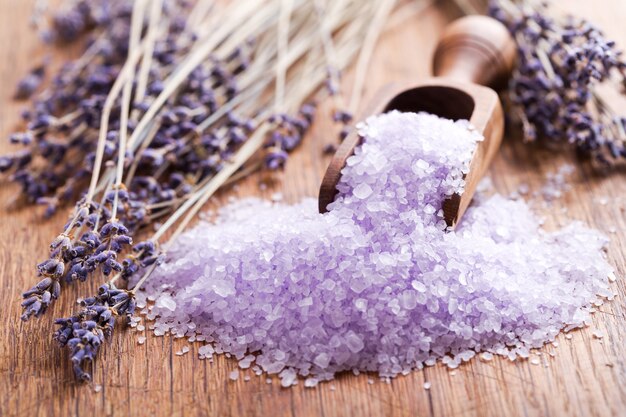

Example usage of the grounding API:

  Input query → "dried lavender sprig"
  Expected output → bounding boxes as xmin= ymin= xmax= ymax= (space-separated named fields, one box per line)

xmin=487 ymin=0 xmax=626 ymax=163
xmin=14 ymin=64 xmax=46 ymax=100
xmin=17 ymin=2 xmax=159 ymax=320
xmin=53 ymin=283 xmax=136 ymax=381
xmin=314 ymin=0 xmax=353 ymax=141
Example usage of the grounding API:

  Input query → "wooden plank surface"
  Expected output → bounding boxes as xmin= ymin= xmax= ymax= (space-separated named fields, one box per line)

xmin=1 ymin=1 xmax=626 ymax=416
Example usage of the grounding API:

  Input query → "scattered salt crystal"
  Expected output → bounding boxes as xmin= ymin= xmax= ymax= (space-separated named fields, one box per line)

xmin=271 ymin=192 xmax=283 ymax=202
xmin=94 ymin=384 xmax=102 ymax=393
xmin=518 ymin=183 xmax=530 ymax=195
xmin=280 ymin=368 xmax=297 ymax=387
xmin=137 ymin=336 xmax=146 ymax=345
xmin=239 ymin=355 xmax=255 ymax=369
xmin=480 ymin=352 xmax=493 ymax=361
xmin=182 ymin=346 xmax=190 ymax=353
xmin=137 ymin=324 xmax=145 ymax=332
xmin=198 ymin=344 xmax=214 ymax=358
xmin=423 ymin=382 xmax=431 ymax=390
xmin=530 ymin=358 xmax=540 ymax=366
xmin=367 ymin=378 xmax=374 ymax=385
xmin=140 ymin=111 xmax=613 ymax=387
xmin=244 ymin=375 xmax=251 ymax=381
xmin=592 ymin=330 xmax=603 ymax=339
xmin=541 ymin=164 xmax=574 ymax=202
xmin=304 ymin=378 xmax=319 ymax=388
xmin=229 ymin=370 xmax=239 ymax=381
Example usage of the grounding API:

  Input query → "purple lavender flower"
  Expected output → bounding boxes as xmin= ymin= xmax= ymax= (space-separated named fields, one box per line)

xmin=54 ymin=283 xmax=136 ymax=381
xmin=21 ymin=277 xmax=61 ymax=321
xmin=263 ymin=104 xmax=316 ymax=169
xmin=489 ymin=0 xmax=626 ymax=163
xmin=14 ymin=65 xmax=45 ymax=100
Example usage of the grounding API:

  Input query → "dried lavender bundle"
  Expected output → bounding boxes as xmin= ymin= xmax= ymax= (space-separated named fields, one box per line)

xmin=489 ymin=0 xmax=626 ymax=163
xmin=3 ymin=0 xmax=405 ymax=381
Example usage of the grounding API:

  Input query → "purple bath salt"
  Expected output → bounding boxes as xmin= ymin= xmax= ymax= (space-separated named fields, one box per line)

xmin=137 ymin=111 xmax=614 ymax=386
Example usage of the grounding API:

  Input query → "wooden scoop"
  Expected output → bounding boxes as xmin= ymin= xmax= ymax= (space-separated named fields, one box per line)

xmin=318 ymin=15 xmax=516 ymax=228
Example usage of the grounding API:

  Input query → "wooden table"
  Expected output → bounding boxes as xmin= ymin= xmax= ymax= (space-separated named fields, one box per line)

xmin=1 ymin=1 xmax=626 ymax=416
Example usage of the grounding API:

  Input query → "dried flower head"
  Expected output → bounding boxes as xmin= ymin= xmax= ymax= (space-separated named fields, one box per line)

xmin=489 ymin=0 xmax=626 ymax=163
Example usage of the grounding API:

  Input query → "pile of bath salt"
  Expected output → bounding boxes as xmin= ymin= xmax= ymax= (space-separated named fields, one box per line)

xmin=136 ymin=111 xmax=614 ymax=387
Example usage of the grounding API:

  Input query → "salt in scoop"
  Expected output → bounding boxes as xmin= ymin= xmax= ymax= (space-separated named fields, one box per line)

xmin=319 ymin=16 xmax=516 ymax=228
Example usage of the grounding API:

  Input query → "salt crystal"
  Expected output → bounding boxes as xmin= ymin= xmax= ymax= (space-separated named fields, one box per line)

xmin=229 ymin=370 xmax=239 ymax=381
xmin=304 ymin=378 xmax=319 ymax=387
xmin=518 ymin=183 xmax=529 ymax=195
xmin=541 ymin=164 xmax=574 ymax=202
xmin=314 ymin=353 xmax=330 ymax=369
xmin=137 ymin=336 xmax=146 ymax=345
xmin=280 ymin=368 xmax=297 ymax=387
xmin=353 ymin=183 xmax=373 ymax=200
xmin=140 ymin=111 xmax=613 ymax=388
xmin=239 ymin=355 xmax=255 ymax=369
xmin=345 ymin=332 xmax=364 ymax=353
xmin=156 ymin=295 xmax=176 ymax=311
xmin=423 ymin=382 xmax=431 ymax=390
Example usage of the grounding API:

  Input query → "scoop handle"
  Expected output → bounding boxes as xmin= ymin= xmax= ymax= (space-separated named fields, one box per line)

xmin=433 ymin=15 xmax=516 ymax=90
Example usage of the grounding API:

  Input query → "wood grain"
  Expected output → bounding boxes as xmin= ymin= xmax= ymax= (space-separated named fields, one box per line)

xmin=1 ymin=1 xmax=626 ymax=416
